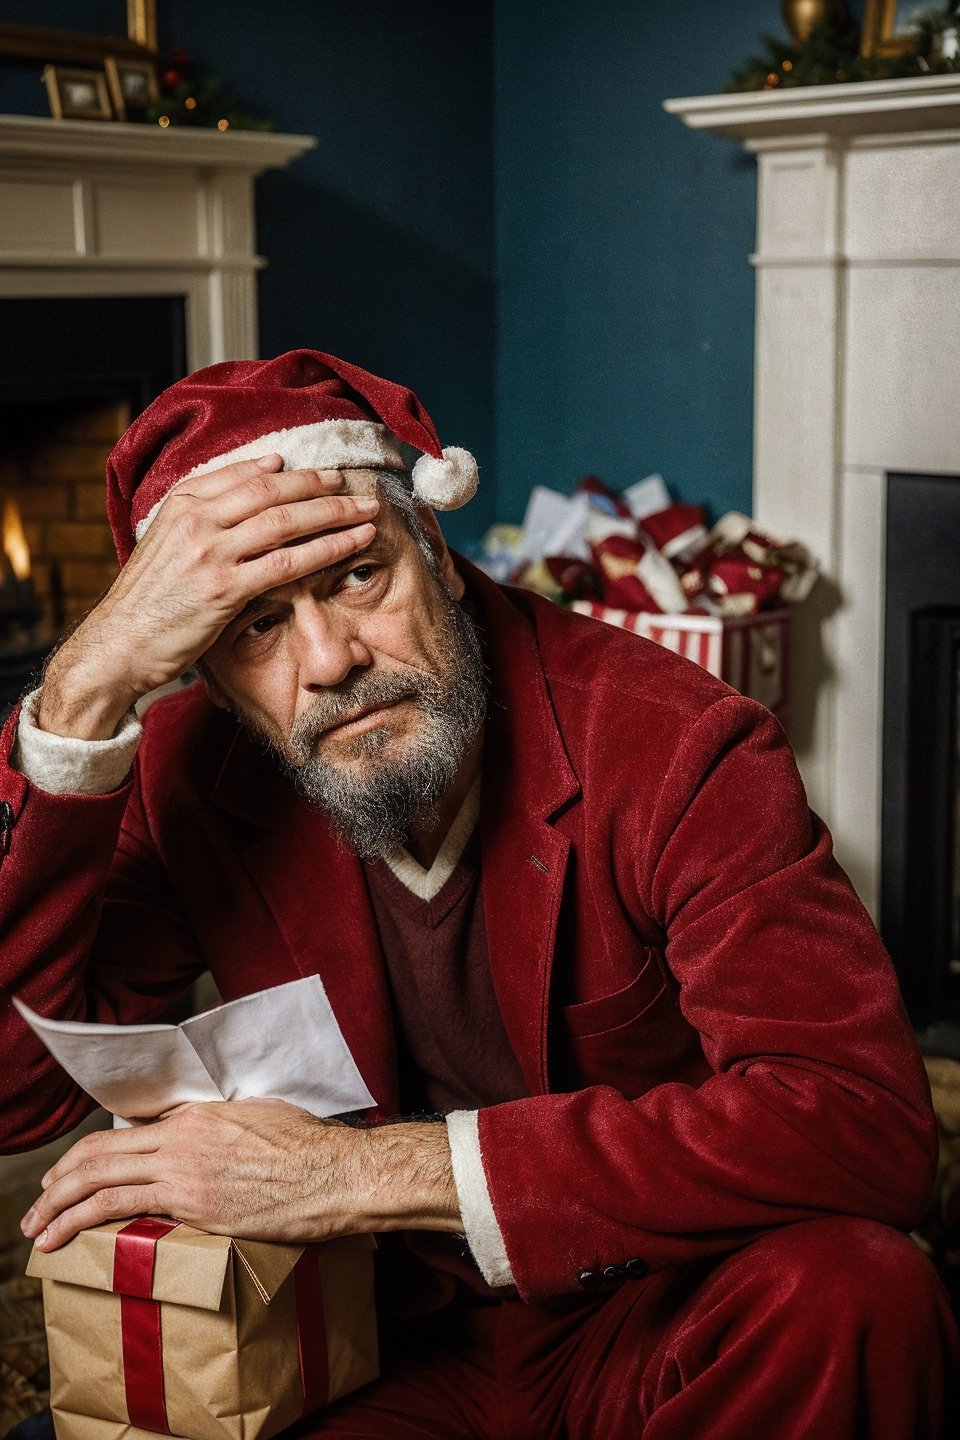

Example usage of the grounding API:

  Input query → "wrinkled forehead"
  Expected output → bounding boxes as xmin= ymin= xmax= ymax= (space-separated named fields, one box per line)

xmin=333 ymin=466 xmax=389 ymax=498
xmin=342 ymin=467 xmax=425 ymax=548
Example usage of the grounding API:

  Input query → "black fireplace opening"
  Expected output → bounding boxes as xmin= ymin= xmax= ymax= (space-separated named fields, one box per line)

xmin=0 ymin=295 xmax=186 ymax=710
xmin=0 ymin=295 xmax=186 ymax=409
xmin=881 ymin=472 xmax=960 ymax=1034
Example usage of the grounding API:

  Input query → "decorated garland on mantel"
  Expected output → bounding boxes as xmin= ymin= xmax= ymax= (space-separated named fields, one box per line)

xmin=144 ymin=46 xmax=274 ymax=130
xmin=726 ymin=7 xmax=960 ymax=92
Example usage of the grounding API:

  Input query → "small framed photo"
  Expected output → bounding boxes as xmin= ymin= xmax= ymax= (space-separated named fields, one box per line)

xmin=104 ymin=55 xmax=160 ymax=120
xmin=860 ymin=0 xmax=924 ymax=58
xmin=43 ymin=65 xmax=114 ymax=122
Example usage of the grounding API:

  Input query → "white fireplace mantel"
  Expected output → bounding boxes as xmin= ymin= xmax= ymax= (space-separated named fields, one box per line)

xmin=0 ymin=115 xmax=316 ymax=365
xmin=664 ymin=77 xmax=960 ymax=915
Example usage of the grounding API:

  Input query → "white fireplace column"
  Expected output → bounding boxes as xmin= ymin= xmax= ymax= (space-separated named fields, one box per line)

xmin=665 ymin=76 xmax=960 ymax=916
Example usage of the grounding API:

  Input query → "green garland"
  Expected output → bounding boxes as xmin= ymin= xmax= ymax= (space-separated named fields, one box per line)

xmin=145 ymin=77 xmax=274 ymax=131
xmin=725 ymin=15 xmax=960 ymax=92
xmin=142 ymin=48 xmax=274 ymax=131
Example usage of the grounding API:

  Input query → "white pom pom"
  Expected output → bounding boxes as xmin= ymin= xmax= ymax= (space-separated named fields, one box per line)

xmin=411 ymin=445 xmax=478 ymax=511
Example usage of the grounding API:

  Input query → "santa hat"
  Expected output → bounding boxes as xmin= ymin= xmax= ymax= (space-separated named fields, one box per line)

xmin=106 ymin=349 xmax=478 ymax=565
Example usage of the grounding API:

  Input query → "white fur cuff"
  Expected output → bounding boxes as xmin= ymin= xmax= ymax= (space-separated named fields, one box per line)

xmin=13 ymin=688 xmax=142 ymax=796
xmin=446 ymin=1109 xmax=515 ymax=1287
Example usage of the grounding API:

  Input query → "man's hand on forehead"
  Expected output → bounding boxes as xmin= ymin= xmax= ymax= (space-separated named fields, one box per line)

xmin=36 ymin=454 xmax=379 ymax=743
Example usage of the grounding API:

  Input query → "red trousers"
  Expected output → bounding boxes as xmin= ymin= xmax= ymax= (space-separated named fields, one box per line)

xmin=301 ymin=1218 xmax=959 ymax=1440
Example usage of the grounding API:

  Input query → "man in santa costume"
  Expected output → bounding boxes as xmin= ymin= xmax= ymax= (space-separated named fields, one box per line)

xmin=1 ymin=351 xmax=956 ymax=1438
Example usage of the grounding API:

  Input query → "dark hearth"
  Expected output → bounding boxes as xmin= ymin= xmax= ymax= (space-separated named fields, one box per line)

xmin=881 ymin=473 xmax=960 ymax=1031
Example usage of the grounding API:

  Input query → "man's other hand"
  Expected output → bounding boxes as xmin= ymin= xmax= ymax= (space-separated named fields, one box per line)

xmin=37 ymin=457 xmax=379 ymax=742
xmin=20 ymin=1098 xmax=462 ymax=1249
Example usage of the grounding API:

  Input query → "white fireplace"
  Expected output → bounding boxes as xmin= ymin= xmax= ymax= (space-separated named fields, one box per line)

xmin=665 ymin=75 xmax=960 ymax=918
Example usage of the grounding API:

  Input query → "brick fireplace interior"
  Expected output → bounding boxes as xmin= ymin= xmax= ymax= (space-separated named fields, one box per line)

xmin=2 ymin=398 xmax=129 ymax=632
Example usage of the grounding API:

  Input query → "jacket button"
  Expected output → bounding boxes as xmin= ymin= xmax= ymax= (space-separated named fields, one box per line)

xmin=625 ymin=1257 xmax=648 ymax=1278
xmin=602 ymin=1265 xmax=624 ymax=1284
xmin=577 ymin=1269 xmax=604 ymax=1290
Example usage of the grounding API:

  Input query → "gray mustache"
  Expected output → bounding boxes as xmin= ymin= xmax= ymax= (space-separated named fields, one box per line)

xmin=289 ymin=670 xmax=438 ymax=753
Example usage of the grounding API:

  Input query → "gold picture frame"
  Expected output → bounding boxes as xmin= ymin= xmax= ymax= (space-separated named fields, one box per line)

xmin=861 ymin=0 xmax=922 ymax=58
xmin=43 ymin=65 xmax=114 ymax=123
xmin=0 ymin=2 xmax=157 ymax=66
xmin=104 ymin=54 xmax=159 ymax=120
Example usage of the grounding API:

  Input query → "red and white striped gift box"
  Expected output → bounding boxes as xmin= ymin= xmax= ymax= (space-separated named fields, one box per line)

xmin=571 ymin=602 xmax=790 ymax=719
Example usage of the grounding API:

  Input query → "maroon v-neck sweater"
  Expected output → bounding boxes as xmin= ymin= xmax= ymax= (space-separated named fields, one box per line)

xmin=365 ymin=834 xmax=526 ymax=1114
xmin=364 ymin=836 xmax=526 ymax=1299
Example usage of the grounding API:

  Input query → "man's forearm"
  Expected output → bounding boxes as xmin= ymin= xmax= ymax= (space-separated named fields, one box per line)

xmin=37 ymin=647 xmax=141 ymax=742
xmin=24 ymin=1101 xmax=463 ymax=1252
xmin=351 ymin=1121 xmax=463 ymax=1234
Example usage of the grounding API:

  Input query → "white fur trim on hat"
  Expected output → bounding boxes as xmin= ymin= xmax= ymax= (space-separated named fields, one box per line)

xmin=411 ymin=446 xmax=478 ymax=512
xmin=134 ymin=419 xmax=406 ymax=541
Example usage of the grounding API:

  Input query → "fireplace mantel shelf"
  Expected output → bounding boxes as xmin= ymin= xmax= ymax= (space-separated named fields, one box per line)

xmin=0 ymin=114 xmax=315 ymax=173
xmin=664 ymin=74 xmax=960 ymax=145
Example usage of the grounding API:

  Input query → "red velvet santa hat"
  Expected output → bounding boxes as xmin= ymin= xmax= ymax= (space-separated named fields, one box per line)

xmin=106 ymin=349 xmax=478 ymax=565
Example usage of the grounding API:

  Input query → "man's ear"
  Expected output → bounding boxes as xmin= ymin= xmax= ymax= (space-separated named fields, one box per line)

xmin=419 ymin=507 xmax=465 ymax=601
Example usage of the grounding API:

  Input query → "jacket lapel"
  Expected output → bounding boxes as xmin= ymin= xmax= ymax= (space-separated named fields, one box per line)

xmin=468 ymin=567 xmax=581 ymax=1096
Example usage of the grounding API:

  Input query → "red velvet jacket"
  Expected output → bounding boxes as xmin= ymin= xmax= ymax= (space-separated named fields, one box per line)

xmin=0 ymin=563 xmax=936 ymax=1303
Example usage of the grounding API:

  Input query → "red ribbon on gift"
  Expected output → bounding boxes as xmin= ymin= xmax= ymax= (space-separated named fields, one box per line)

xmin=293 ymin=1244 xmax=329 ymax=1416
xmin=112 ymin=1217 xmax=180 ymax=1433
xmin=113 ymin=1218 xmax=328 ymax=1429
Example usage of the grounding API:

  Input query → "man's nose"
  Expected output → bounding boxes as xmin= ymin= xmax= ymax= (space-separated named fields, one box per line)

xmin=294 ymin=608 xmax=371 ymax=690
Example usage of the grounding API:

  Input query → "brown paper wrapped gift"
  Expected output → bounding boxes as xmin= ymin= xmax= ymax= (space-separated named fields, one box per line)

xmin=26 ymin=1217 xmax=378 ymax=1440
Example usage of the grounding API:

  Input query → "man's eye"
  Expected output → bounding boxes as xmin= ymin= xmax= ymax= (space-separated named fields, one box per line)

xmin=343 ymin=564 xmax=377 ymax=587
xmin=246 ymin=614 xmax=278 ymax=636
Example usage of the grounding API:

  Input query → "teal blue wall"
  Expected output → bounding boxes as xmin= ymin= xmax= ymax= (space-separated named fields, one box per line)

xmin=0 ymin=2 xmax=496 ymax=552
xmin=160 ymin=1 xmax=495 ymax=551
xmin=493 ymin=1 xmax=769 ymax=525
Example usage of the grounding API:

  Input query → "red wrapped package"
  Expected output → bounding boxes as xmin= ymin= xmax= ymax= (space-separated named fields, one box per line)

xmin=707 ymin=554 xmax=783 ymax=616
xmin=639 ymin=503 xmax=709 ymax=563
xmin=544 ymin=555 xmax=602 ymax=602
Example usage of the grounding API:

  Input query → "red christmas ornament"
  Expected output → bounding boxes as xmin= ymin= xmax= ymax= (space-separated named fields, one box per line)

xmin=162 ymin=45 xmax=194 ymax=92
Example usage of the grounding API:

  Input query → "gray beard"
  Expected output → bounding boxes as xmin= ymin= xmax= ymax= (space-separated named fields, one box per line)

xmin=266 ymin=592 xmax=486 ymax=860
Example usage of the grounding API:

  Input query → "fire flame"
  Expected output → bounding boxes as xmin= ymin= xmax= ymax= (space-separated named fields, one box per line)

xmin=2 ymin=497 xmax=31 ymax=581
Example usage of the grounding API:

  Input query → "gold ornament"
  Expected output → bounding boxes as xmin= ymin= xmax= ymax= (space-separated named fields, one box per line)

xmin=780 ymin=0 xmax=847 ymax=46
